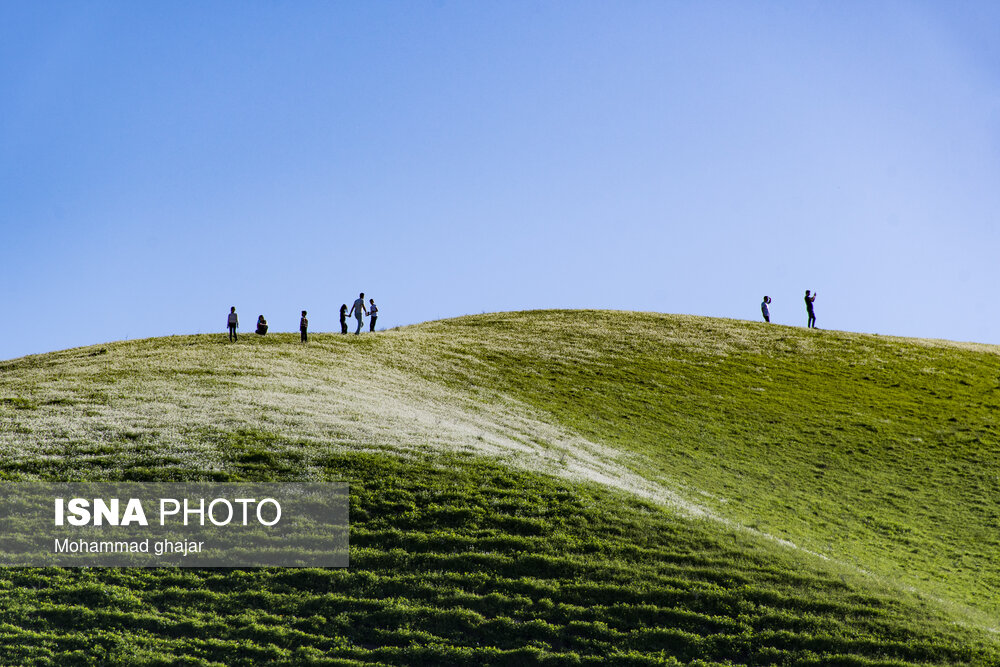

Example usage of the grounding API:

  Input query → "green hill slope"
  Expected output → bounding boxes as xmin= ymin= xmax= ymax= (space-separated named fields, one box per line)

xmin=0 ymin=310 xmax=997 ymax=666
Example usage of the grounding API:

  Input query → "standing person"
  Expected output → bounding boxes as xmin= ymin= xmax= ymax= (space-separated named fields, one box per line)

xmin=761 ymin=296 xmax=771 ymax=323
xmin=348 ymin=293 xmax=368 ymax=335
xmin=339 ymin=304 xmax=348 ymax=334
xmin=369 ymin=299 xmax=378 ymax=332
xmin=227 ymin=307 xmax=239 ymax=342
xmin=804 ymin=290 xmax=817 ymax=328
xmin=300 ymin=310 xmax=309 ymax=343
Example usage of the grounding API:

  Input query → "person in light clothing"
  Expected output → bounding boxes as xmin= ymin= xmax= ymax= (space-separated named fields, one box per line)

xmin=348 ymin=293 xmax=368 ymax=335
xmin=369 ymin=299 xmax=378 ymax=332
xmin=227 ymin=307 xmax=239 ymax=342
xmin=761 ymin=296 xmax=771 ymax=323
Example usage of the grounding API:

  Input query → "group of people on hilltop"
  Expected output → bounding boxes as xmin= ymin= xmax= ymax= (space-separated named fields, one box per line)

xmin=226 ymin=293 xmax=378 ymax=342
xmin=231 ymin=290 xmax=819 ymax=339
xmin=761 ymin=290 xmax=818 ymax=328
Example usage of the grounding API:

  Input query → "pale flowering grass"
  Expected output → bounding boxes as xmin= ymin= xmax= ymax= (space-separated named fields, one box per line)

xmin=0 ymin=329 xmax=706 ymax=517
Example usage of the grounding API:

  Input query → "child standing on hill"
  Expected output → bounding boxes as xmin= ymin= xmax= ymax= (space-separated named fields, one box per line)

xmin=227 ymin=307 xmax=239 ymax=342
xmin=369 ymin=299 xmax=378 ymax=332
xmin=761 ymin=296 xmax=771 ymax=323
xmin=300 ymin=310 xmax=309 ymax=343
xmin=340 ymin=304 xmax=348 ymax=334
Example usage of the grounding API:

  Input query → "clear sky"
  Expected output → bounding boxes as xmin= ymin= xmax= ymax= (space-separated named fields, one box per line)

xmin=2 ymin=1 xmax=999 ymax=360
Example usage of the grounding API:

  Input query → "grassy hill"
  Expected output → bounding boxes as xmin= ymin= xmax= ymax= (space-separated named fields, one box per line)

xmin=0 ymin=310 xmax=997 ymax=666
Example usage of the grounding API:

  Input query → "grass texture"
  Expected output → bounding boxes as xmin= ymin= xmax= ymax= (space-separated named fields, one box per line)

xmin=0 ymin=310 xmax=997 ymax=665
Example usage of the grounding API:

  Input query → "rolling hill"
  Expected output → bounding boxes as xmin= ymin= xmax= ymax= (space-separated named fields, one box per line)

xmin=0 ymin=310 xmax=997 ymax=666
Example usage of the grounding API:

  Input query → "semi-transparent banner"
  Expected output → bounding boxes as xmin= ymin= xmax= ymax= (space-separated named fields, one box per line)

xmin=0 ymin=483 xmax=348 ymax=567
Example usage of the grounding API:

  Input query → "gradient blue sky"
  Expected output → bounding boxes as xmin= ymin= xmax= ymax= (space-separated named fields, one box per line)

xmin=3 ymin=1 xmax=999 ymax=360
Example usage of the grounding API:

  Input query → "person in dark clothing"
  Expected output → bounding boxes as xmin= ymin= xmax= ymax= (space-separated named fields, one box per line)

xmin=369 ymin=299 xmax=378 ymax=332
xmin=300 ymin=310 xmax=309 ymax=343
xmin=340 ymin=304 xmax=348 ymax=334
xmin=256 ymin=315 xmax=268 ymax=335
xmin=227 ymin=307 xmax=239 ymax=342
xmin=804 ymin=290 xmax=817 ymax=328
xmin=761 ymin=296 xmax=771 ymax=323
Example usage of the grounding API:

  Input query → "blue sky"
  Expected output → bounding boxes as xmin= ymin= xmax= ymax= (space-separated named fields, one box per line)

xmin=2 ymin=2 xmax=999 ymax=360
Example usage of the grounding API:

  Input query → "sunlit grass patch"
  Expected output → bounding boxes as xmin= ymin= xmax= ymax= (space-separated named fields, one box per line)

xmin=372 ymin=311 xmax=1000 ymax=624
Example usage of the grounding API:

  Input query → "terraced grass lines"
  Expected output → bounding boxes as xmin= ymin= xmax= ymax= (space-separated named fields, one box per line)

xmin=1 ymin=453 xmax=996 ymax=666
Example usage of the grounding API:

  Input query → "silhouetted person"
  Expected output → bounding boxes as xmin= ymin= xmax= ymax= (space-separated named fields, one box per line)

xmin=339 ymin=304 xmax=348 ymax=334
xmin=804 ymin=290 xmax=817 ymax=328
xmin=227 ymin=307 xmax=239 ymax=342
xmin=300 ymin=310 xmax=309 ymax=343
xmin=349 ymin=293 xmax=368 ymax=335
xmin=761 ymin=296 xmax=771 ymax=323
xmin=256 ymin=315 xmax=268 ymax=335
xmin=369 ymin=299 xmax=378 ymax=332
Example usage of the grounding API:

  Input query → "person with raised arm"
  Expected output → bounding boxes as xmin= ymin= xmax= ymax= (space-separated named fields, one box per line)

xmin=804 ymin=290 xmax=817 ymax=328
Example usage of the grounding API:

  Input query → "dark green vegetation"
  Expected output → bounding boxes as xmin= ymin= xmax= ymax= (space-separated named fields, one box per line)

xmin=1 ymin=455 xmax=996 ymax=666
xmin=0 ymin=311 xmax=997 ymax=665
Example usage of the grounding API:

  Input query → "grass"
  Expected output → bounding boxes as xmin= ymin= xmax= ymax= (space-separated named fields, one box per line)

xmin=1 ymin=453 xmax=996 ymax=666
xmin=0 ymin=310 xmax=997 ymax=664
xmin=379 ymin=312 xmax=1000 ymax=623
